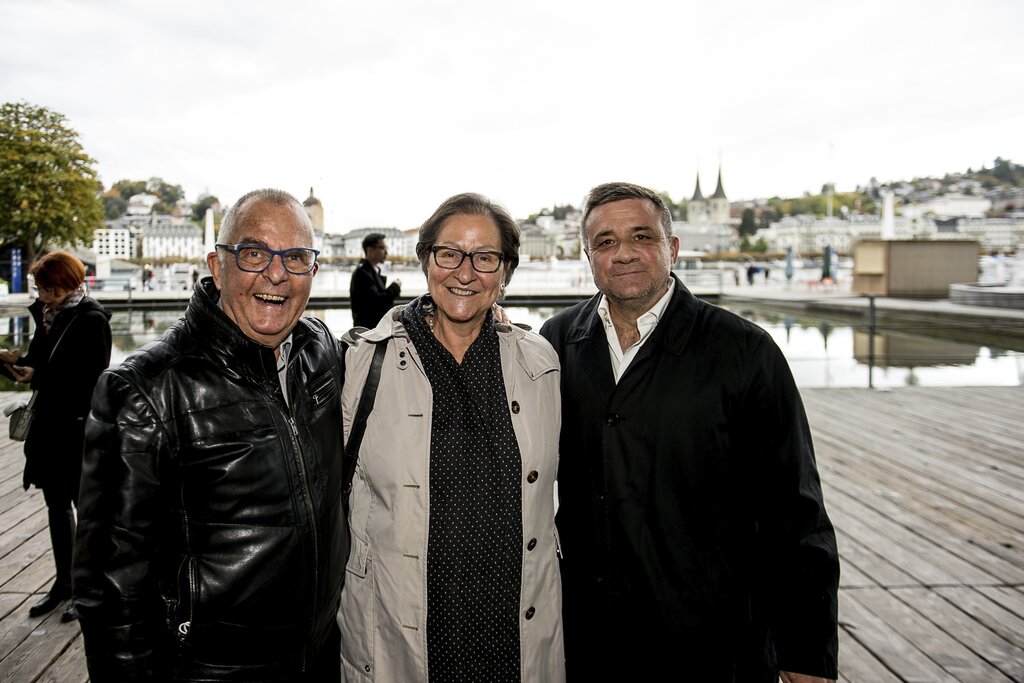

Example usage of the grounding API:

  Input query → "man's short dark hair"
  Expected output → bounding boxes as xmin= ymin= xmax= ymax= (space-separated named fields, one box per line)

xmin=581 ymin=182 xmax=674 ymax=241
xmin=414 ymin=193 xmax=521 ymax=286
xmin=362 ymin=233 xmax=386 ymax=254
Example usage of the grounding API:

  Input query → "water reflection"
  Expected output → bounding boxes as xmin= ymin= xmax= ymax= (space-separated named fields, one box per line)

xmin=1 ymin=303 xmax=1021 ymax=390
xmin=728 ymin=306 xmax=1022 ymax=388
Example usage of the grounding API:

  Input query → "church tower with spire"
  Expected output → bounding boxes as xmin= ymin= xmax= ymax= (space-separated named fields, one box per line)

xmin=302 ymin=187 xmax=325 ymax=233
xmin=686 ymin=166 xmax=729 ymax=225
xmin=707 ymin=167 xmax=729 ymax=225
xmin=688 ymin=173 xmax=707 ymax=225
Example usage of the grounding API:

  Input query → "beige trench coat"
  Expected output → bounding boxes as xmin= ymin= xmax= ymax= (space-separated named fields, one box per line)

xmin=338 ymin=308 xmax=565 ymax=682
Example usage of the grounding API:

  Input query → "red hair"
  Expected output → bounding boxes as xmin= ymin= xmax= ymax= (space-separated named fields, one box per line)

xmin=29 ymin=251 xmax=86 ymax=291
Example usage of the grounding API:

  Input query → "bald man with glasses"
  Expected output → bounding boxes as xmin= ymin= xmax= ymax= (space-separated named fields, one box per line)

xmin=74 ymin=189 xmax=348 ymax=682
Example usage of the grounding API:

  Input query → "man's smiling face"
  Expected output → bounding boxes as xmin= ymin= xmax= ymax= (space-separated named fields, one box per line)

xmin=207 ymin=198 xmax=317 ymax=350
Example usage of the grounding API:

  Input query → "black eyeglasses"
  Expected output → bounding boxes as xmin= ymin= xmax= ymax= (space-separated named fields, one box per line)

xmin=429 ymin=246 xmax=505 ymax=273
xmin=216 ymin=243 xmax=319 ymax=275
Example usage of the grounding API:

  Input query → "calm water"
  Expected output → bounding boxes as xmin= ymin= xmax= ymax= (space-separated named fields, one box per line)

xmin=1 ymin=300 xmax=1020 ymax=390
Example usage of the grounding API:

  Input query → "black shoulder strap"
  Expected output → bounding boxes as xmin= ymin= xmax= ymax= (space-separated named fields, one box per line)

xmin=342 ymin=340 xmax=388 ymax=505
xmin=48 ymin=313 xmax=81 ymax=362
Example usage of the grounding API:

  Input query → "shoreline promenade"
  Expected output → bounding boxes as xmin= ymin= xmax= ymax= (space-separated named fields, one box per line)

xmin=0 ymin=385 xmax=1020 ymax=680
xmin=2 ymin=281 xmax=1023 ymax=341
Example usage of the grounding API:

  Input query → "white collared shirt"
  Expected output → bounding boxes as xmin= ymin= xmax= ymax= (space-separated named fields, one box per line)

xmin=276 ymin=334 xmax=293 ymax=406
xmin=598 ymin=284 xmax=673 ymax=383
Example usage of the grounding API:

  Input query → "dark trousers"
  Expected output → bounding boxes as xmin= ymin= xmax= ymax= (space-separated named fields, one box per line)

xmin=42 ymin=486 xmax=76 ymax=594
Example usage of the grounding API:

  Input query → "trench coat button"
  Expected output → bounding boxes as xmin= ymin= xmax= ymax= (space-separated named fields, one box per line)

xmin=527 ymin=538 xmax=537 ymax=551
xmin=605 ymin=413 xmax=619 ymax=425
xmin=399 ymin=359 xmax=407 ymax=367
xmin=527 ymin=470 xmax=539 ymax=483
xmin=525 ymin=606 xmax=535 ymax=620
xmin=399 ymin=350 xmax=406 ymax=358
xmin=510 ymin=400 xmax=520 ymax=414
xmin=364 ymin=664 xmax=372 ymax=673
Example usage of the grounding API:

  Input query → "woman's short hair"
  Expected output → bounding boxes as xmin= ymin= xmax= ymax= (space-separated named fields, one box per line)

xmin=29 ymin=251 xmax=86 ymax=291
xmin=414 ymin=193 xmax=521 ymax=286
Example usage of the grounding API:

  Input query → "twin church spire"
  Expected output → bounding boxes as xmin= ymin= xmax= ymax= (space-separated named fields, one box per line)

xmin=688 ymin=166 xmax=728 ymax=224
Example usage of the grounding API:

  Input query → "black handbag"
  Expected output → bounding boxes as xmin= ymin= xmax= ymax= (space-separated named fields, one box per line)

xmin=8 ymin=391 xmax=36 ymax=441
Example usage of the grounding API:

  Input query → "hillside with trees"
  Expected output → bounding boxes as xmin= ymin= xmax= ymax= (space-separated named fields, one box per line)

xmin=519 ymin=157 xmax=1022 ymax=229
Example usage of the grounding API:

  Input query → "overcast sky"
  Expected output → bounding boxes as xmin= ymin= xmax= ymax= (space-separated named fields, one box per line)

xmin=2 ymin=0 xmax=1022 ymax=232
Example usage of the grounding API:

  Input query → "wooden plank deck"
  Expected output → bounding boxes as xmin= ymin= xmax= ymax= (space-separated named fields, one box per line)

xmin=0 ymin=386 xmax=1020 ymax=682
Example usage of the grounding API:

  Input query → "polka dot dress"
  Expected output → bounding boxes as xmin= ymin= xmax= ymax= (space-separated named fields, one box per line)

xmin=400 ymin=298 xmax=523 ymax=682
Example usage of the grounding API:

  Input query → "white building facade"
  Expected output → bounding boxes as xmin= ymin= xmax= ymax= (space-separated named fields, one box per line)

xmin=93 ymin=227 xmax=135 ymax=259
xmin=142 ymin=223 xmax=204 ymax=260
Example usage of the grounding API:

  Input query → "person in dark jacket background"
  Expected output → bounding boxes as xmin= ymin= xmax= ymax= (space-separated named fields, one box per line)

xmin=539 ymin=182 xmax=839 ymax=682
xmin=350 ymin=232 xmax=401 ymax=328
xmin=0 ymin=251 xmax=112 ymax=624
xmin=73 ymin=189 xmax=347 ymax=682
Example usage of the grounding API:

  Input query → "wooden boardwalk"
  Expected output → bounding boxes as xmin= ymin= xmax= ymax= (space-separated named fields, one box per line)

xmin=0 ymin=386 xmax=1020 ymax=682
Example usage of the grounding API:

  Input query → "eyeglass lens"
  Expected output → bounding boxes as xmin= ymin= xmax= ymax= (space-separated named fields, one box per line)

xmin=236 ymin=246 xmax=316 ymax=273
xmin=432 ymin=247 xmax=502 ymax=273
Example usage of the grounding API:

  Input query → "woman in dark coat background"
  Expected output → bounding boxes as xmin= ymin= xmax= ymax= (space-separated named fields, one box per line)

xmin=0 ymin=251 xmax=112 ymax=622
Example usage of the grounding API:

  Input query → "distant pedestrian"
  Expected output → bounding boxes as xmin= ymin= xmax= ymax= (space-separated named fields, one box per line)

xmin=350 ymin=233 xmax=401 ymax=328
xmin=747 ymin=263 xmax=756 ymax=285
xmin=0 ymin=251 xmax=112 ymax=624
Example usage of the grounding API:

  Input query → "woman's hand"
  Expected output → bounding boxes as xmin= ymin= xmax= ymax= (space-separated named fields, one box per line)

xmin=0 ymin=349 xmax=19 ymax=364
xmin=491 ymin=304 xmax=510 ymax=324
xmin=9 ymin=365 xmax=33 ymax=383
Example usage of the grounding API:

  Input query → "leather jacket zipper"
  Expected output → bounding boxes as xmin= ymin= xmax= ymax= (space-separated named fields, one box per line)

xmin=288 ymin=415 xmax=320 ymax=667
xmin=177 ymin=555 xmax=197 ymax=642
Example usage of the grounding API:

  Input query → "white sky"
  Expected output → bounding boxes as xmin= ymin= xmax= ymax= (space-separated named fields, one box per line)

xmin=2 ymin=0 xmax=1022 ymax=232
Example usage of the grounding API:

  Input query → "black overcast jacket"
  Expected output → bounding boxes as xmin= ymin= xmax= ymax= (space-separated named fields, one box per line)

xmin=540 ymin=276 xmax=839 ymax=681
xmin=73 ymin=278 xmax=348 ymax=682
xmin=350 ymin=258 xmax=400 ymax=329
xmin=20 ymin=296 xmax=111 ymax=493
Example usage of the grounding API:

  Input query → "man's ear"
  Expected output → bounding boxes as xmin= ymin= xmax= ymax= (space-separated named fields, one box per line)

xmin=206 ymin=251 xmax=222 ymax=289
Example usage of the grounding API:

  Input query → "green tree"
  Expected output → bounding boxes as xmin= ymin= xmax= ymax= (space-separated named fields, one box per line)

xmin=739 ymin=207 xmax=757 ymax=236
xmin=191 ymin=194 xmax=221 ymax=223
xmin=110 ymin=179 xmax=147 ymax=200
xmin=109 ymin=177 xmax=185 ymax=214
xmin=551 ymin=203 xmax=576 ymax=220
xmin=102 ymin=194 xmax=126 ymax=220
xmin=147 ymin=177 xmax=185 ymax=213
xmin=758 ymin=205 xmax=780 ymax=230
xmin=0 ymin=102 xmax=103 ymax=276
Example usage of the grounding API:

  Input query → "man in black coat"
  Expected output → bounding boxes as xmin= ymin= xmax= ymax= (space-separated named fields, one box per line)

xmin=539 ymin=182 xmax=839 ymax=682
xmin=74 ymin=189 xmax=347 ymax=682
xmin=350 ymin=232 xmax=401 ymax=328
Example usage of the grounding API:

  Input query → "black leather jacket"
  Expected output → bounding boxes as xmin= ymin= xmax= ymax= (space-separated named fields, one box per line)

xmin=73 ymin=278 xmax=348 ymax=682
